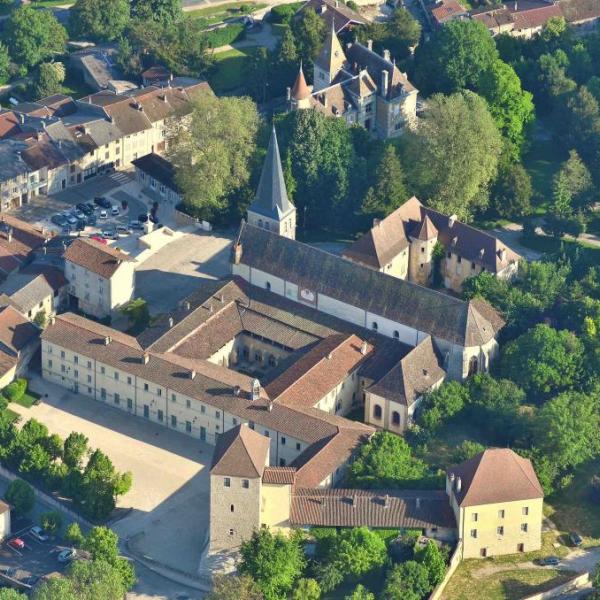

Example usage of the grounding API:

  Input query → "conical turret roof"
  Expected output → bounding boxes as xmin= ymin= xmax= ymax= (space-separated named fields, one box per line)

xmin=291 ymin=62 xmax=311 ymax=101
xmin=248 ymin=126 xmax=294 ymax=221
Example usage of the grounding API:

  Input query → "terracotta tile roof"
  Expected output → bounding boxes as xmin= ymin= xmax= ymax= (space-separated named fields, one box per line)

xmin=368 ymin=336 xmax=445 ymax=407
xmin=235 ymin=223 xmax=502 ymax=347
xmin=64 ymin=238 xmax=134 ymax=279
xmin=0 ymin=216 xmax=48 ymax=275
xmin=310 ymin=83 xmax=353 ymax=117
xmin=291 ymin=66 xmax=311 ymax=101
xmin=0 ymin=305 xmax=38 ymax=353
xmin=266 ymin=334 xmax=372 ymax=408
xmin=290 ymin=488 xmax=456 ymax=529
xmin=431 ymin=0 xmax=468 ymax=24
xmin=299 ymin=0 xmax=367 ymax=32
xmin=0 ymin=111 xmax=23 ymax=139
xmin=448 ymin=448 xmax=544 ymax=507
xmin=559 ymin=0 xmax=600 ymax=22
xmin=511 ymin=3 xmax=564 ymax=30
xmin=211 ymin=424 xmax=270 ymax=478
xmin=263 ymin=466 xmax=296 ymax=484
xmin=0 ymin=499 xmax=9 ymax=514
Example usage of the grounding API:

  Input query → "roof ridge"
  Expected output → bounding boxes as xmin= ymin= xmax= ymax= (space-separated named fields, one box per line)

xmin=507 ymin=449 xmax=543 ymax=495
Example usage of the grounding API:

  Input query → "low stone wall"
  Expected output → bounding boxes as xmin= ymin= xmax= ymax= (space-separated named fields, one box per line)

xmin=0 ymin=465 xmax=92 ymax=529
xmin=520 ymin=572 xmax=590 ymax=600
xmin=173 ymin=208 xmax=212 ymax=231
xmin=430 ymin=540 xmax=463 ymax=600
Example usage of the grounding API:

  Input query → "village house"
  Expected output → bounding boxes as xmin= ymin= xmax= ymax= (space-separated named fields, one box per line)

xmin=342 ymin=196 xmax=521 ymax=293
xmin=0 ymin=216 xmax=49 ymax=278
xmin=296 ymin=0 xmax=368 ymax=34
xmin=132 ymin=153 xmax=183 ymax=207
xmin=0 ymin=305 xmax=39 ymax=389
xmin=63 ymin=238 xmax=136 ymax=319
xmin=288 ymin=27 xmax=418 ymax=139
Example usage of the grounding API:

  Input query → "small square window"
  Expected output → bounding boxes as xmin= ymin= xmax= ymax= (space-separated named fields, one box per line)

xmin=242 ymin=479 xmax=249 ymax=489
xmin=497 ymin=526 xmax=504 ymax=535
xmin=186 ymin=399 xmax=191 ymax=409
xmin=296 ymin=442 xmax=301 ymax=451
xmin=498 ymin=509 xmax=505 ymax=519
xmin=201 ymin=405 xmax=206 ymax=414
xmin=144 ymin=383 xmax=149 ymax=392
xmin=281 ymin=437 xmax=286 ymax=445
xmin=472 ymin=513 xmax=478 ymax=522
xmin=215 ymin=410 xmax=220 ymax=419
xmin=127 ymin=376 xmax=132 ymax=385
xmin=521 ymin=523 xmax=528 ymax=532
xmin=470 ymin=529 xmax=477 ymax=538
xmin=224 ymin=478 xmax=231 ymax=487
xmin=522 ymin=507 xmax=529 ymax=516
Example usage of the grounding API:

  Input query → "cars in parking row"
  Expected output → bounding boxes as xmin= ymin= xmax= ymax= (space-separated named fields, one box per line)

xmin=50 ymin=198 xmax=122 ymax=234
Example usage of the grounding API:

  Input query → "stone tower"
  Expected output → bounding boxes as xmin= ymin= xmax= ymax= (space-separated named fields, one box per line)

xmin=408 ymin=214 xmax=438 ymax=286
xmin=313 ymin=24 xmax=347 ymax=92
xmin=246 ymin=125 xmax=296 ymax=239
xmin=209 ymin=424 xmax=270 ymax=554
xmin=289 ymin=62 xmax=312 ymax=110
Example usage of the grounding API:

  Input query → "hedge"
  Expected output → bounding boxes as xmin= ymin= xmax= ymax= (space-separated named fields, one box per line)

xmin=4 ymin=378 xmax=27 ymax=403
xmin=269 ymin=4 xmax=297 ymax=23
xmin=204 ymin=23 xmax=245 ymax=48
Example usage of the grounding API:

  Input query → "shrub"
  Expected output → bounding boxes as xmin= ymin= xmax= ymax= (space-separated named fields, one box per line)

xmin=3 ymin=378 xmax=27 ymax=403
xmin=4 ymin=478 xmax=34 ymax=515
xmin=40 ymin=511 xmax=63 ymax=535
xmin=269 ymin=4 xmax=296 ymax=23
xmin=204 ymin=24 xmax=245 ymax=48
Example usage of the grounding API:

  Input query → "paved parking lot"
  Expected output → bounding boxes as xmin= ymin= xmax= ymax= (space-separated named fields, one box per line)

xmin=10 ymin=375 xmax=213 ymax=576
xmin=135 ymin=230 xmax=234 ymax=315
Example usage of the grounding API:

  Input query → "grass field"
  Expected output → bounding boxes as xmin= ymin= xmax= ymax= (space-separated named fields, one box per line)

xmin=208 ymin=47 xmax=259 ymax=93
xmin=31 ymin=0 xmax=74 ymax=7
xmin=12 ymin=391 xmax=40 ymax=409
xmin=187 ymin=1 xmax=267 ymax=25
xmin=2 ymin=408 xmax=19 ymax=423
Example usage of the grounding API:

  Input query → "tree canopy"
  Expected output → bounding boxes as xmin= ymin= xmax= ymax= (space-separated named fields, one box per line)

xmin=69 ymin=0 xmax=130 ymax=42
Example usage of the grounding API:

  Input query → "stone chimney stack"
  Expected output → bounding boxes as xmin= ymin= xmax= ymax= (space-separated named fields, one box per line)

xmin=381 ymin=70 xmax=389 ymax=98
xmin=383 ymin=49 xmax=391 ymax=62
xmin=456 ymin=477 xmax=462 ymax=493
xmin=251 ymin=378 xmax=261 ymax=401
xmin=367 ymin=39 xmax=373 ymax=50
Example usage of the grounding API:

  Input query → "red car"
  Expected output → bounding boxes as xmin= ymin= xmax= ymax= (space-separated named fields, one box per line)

xmin=8 ymin=537 xmax=25 ymax=550
xmin=90 ymin=235 xmax=108 ymax=245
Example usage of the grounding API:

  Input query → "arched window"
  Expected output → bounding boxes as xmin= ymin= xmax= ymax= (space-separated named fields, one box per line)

xmin=393 ymin=330 xmax=400 ymax=340
xmin=373 ymin=404 xmax=382 ymax=420
xmin=468 ymin=356 xmax=479 ymax=377
xmin=230 ymin=504 xmax=234 ymax=512
xmin=392 ymin=411 xmax=400 ymax=426
xmin=372 ymin=321 xmax=378 ymax=331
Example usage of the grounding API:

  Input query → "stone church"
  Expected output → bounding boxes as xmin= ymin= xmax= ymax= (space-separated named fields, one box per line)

xmin=287 ymin=27 xmax=418 ymax=139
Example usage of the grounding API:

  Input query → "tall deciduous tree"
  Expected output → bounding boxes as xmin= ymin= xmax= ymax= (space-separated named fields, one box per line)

xmin=492 ymin=162 xmax=532 ymax=218
xmin=4 ymin=478 xmax=34 ymax=515
xmin=131 ymin=0 xmax=181 ymax=24
xmin=33 ymin=62 xmax=65 ymax=100
xmin=383 ymin=561 xmax=432 ymax=600
xmin=413 ymin=20 xmax=498 ymax=94
xmin=207 ymin=575 xmax=263 ymax=600
xmin=69 ymin=0 xmax=130 ymax=42
xmin=168 ymin=94 xmax=259 ymax=222
xmin=0 ymin=44 xmax=10 ymax=86
xmin=333 ymin=527 xmax=387 ymax=577
xmin=63 ymin=432 xmax=89 ymax=470
xmin=403 ymin=91 xmax=502 ymax=220
xmin=418 ymin=540 xmax=446 ymax=587
xmin=292 ymin=8 xmax=326 ymax=65
xmin=239 ymin=527 xmax=305 ymax=600
xmin=4 ymin=6 xmax=67 ymax=73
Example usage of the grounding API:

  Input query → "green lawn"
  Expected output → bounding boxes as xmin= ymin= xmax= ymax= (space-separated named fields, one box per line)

xmin=208 ymin=47 xmax=259 ymax=93
xmin=1 ymin=408 xmax=19 ymax=424
xmin=31 ymin=0 xmax=74 ymax=7
xmin=187 ymin=1 xmax=267 ymax=25
xmin=520 ymin=234 xmax=600 ymax=258
xmin=12 ymin=391 xmax=40 ymax=409
xmin=522 ymin=122 xmax=568 ymax=215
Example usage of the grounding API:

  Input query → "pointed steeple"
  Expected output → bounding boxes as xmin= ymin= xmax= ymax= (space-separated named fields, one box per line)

xmin=291 ymin=61 xmax=311 ymax=102
xmin=248 ymin=126 xmax=294 ymax=221
xmin=315 ymin=21 xmax=347 ymax=79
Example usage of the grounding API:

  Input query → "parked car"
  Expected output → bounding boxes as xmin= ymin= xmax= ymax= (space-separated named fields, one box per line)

xmin=94 ymin=196 xmax=111 ymax=209
xmin=111 ymin=205 xmax=120 ymax=216
xmin=86 ymin=214 xmax=97 ymax=226
xmin=90 ymin=235 xmax=108 ymax=245
xmin=74 ymin=210 xmax=85 ymax=220
xmin=61 ymin=226 xmax=72 ymax=235
xmin=129 ymin=220 xmax=143 ymax=230
xmin=102 ymin=229 xmax=118 ymax=240
xmin=116 ymin=225 xmax=132 ymax=236
xmin=51 ymin=214 xmax=67 ymax=227
xmin=76 ymin=219 xmax=86 ymax=232
xmin=538 ymin=556 xmax=560 ymax=566
xmin=569 ymin=531 xmax=583 ymax=547
xmin=66 ymin=215 xmax=77 ymax=226
xmin=57 ymin=548 xmax=76 ymax=563
xmin=8 ymin=537 xmax=25 ymax=550
xmin=22 ymin=575 xmax=40 ymax=587
xmin=99 ymin=210 xmax=108 ymax=220
xmin=77 ymin=203 xmax=93 ymax=216
xmin=29 ymin=526 xmax=49 ymax=542
xmin=2 ymin=567 xmax=17 ymax=577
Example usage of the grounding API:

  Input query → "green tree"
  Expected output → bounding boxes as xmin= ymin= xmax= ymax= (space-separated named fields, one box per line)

xmin=4 ymin=478 xmax=34 ymax=515
xmin=452 ymin=440 xmax=486 ymax=463
xmin=348 ymin=431 xmax=427 ymax=488
xmin=536 ymin=50 xmax=576 ymax=102
xmin=383 ymin=561 xmax=432 ymax=600
xmin=478 ymin=59 xmax=534 ymax=156
xmin=207 ymin=575 xmax=263 ymax=600
xmin=40 ymin=511 xmax=63 ymax=536
xmin=314 ymin=561 xmax=344 ymax=593
xmin=65 ymin=522 xmax=85 ymax=547
xmin=419 ymin=381 xmax=470 ymax=431
xmin=68 ymin=559 xmax=127 ymax=600
xmin=291 ymin=578 xmax=321 ymax=600
xmin=69 ymin=0 xmax=130 ymax=42
xmin=239 ymin=527 xmax=305 ymax=600
xmin=556 ymin=150 xmax=593 ymax=208
xmin=33 ymin=310 xmax=47 ymax=329
xmin=418 ymin=540 xmax=446 ymax=587
xmin=168 ymin=94 xmax=259 ymax=222
xmin=33 ymin=578 xmax=77 ymax=600
xmin=333 ymin=527 xmax=387 ymax=577
xmin=492 ymin=162 xmax=532 ymax=218
xmin=403 ymin=91 xmax=502 ymax=220
xmin=20 ymin=443 xmax=51 ymax=475
xmin=500 ymin=324 xmax=584 ymax=398
xmin=357 ymin=8 xmax=420 ymax=60
xmin=360 ymin=144 xmax=407 ymax=219
xmin=292 ymin=8 xmax=326 ymax=64
xmin=131 ymin=0 xmax=181 ymax=24
xmin=44 ymin=433 xmax=63 ymax=461
xmin=344 ymin=585 xmax=375 ymax=600
xmin=0 ymin=591 xmax=27 ymax=600
xmin=63 ymin=432 xmax=89 ymax=470
xmin=120 ymin=298 xmax=150 ymax=334
xmin=414 ymin=20 xmax=498 ymax=94
xmin=535 ymin=390 xmax=600 ymax=470
xmin=0 ymin=44 xmax=10 ymax=86
xmin=79 ymin=450 xmax=120 ymax=519
xmin=4 ymin=6 xmax=67 ymax=73
xmin=33 ymin=62 xmax=65 ymax=101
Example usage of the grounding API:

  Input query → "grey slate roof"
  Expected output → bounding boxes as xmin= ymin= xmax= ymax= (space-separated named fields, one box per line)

xmin=234 ymin=222 xmax=503 ymax=347
xmin=247 ymin=127 xmax=295 ymax=221
xmin=0 ymin=140 xmax=29 ymax=181
xmin=0 ymin=272 xmax=54 ymax=314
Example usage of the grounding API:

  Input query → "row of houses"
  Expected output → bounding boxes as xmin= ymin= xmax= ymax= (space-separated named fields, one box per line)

xmin=0 ymin=81 xmax=212 ymax=211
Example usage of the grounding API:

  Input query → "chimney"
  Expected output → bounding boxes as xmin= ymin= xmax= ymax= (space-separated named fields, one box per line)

xmin=233 ymin=385 xmax=241 ymax=397
xmin=168 ymin=316 xmax=174 ymax=328
xmin=326 ymin=352 xmax=332 ymax=360
xmin=49 ymin=315 xmax=56 ymax=326
xmin=416 ymin=497 xmax=421 ymax=510
xmin=268 ymin=402 xmax=273 ymax=412
xmin=456 ymin=477 xmax=462 ymax=493
xmin=190 ymin=369 xmax=196 ymax=380
xmin=335 ymin=0 xmax=339 ymax=7
xmin=350 ymin=496 xmax=356 ymax=508
xmin=373 ymin=218 xmax=380 ymax=227
xmin=219 ymin=294 xmax=224 ymax=303
xmin=19 ymin=114 xmax=24 ymax=124
xmin=322 ymin=94 xmax=328 ymax=108
xmin=514 ymin=0 xmax=517 ymax=10
xmin=184 ymin=300 xmax=191 ymax=311
xmin=251 ymin=378 xmax=261 ymax=401
xmin=286 ymin=87 xmax=291 ymax=102
xmin=448 ymin=214 xmax=457 ymax=228
xmin=450 ymin=472 xmax=455 ymax=484
xmin=383 ymin=49 xmax=391 ymax=62
xmin=381 ymin=70 xmax=389 ymax=98
xmin=383 ymin=494 xmax=389 ymax=508
xmin=104 ymin=336 xmax=111 ymax=345
xmin=7 ymin=228 xmax=12 ymax=243
xmin=367 ymin=39 xmax=373 ymax=51
xmin=233 ymin=242 xmax=243 ymax=265
xmin=360 ymin=340 xmax=368 ymax=355
xmin=142 ymin=352 xmax=149 ymax=364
